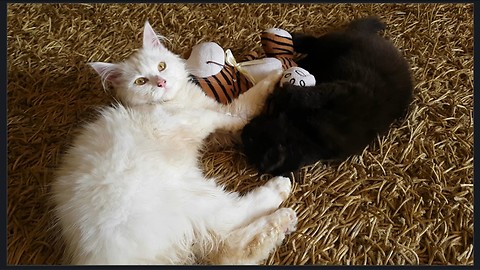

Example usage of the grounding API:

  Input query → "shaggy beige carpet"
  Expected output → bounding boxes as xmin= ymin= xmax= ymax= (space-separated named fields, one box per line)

xmin=7 ymin=3 xmax=473 ymax=265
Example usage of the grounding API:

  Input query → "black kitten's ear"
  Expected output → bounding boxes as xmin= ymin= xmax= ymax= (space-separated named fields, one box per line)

xmin=291 ymin=32 xmax=318 ymax=54
xmin=347 ymin=17 xmax=386 ymax=34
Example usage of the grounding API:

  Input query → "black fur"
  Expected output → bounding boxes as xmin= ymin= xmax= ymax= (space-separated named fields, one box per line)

xmin=241 ymin=17 xmax=414 ymax=176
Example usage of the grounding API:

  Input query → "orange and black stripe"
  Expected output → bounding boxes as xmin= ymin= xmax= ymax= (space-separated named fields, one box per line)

xmin=190 ymin=65 xmax=253 ymax=104
xmin=261 ymin=31 xmax=298 ymax=70
xmin=261 ymin=32 xmax=294 ymax=57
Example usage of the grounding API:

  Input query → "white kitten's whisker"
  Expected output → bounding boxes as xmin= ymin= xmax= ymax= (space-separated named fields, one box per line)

xmin=157 ymin=34 xmax=170 ymax=44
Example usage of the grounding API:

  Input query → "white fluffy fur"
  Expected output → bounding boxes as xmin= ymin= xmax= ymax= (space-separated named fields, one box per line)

xmin=52 ymin=21 xmax=297 ymax=265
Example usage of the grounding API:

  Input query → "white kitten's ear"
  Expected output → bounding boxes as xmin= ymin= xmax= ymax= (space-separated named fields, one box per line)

xmin=143 ymin=20 xmax=164 ymax=50
xmin=88 ymin=62 xmax=121 ymax=86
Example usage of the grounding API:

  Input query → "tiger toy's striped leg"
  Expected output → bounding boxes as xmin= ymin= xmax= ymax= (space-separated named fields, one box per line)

xmin=261 ymin=28 xmax=298 ymax=70
xmin=191 ymin=64 xmax=254 ymax=104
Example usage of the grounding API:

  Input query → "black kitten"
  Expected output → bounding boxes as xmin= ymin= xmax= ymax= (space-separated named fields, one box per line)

xmin=241 ymin=17 xmax=413 ymax=176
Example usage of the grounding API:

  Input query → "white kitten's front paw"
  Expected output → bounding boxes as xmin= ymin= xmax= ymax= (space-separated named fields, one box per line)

xmin=258 ymin=69 xmax=283 ymax=93
xmin=231 ymin=115 xmax=248 ymax=131
xmin=270 ymin=69 xmax=284 ymax=81
xmin=265 ymin=176 xmax=292 ymax=200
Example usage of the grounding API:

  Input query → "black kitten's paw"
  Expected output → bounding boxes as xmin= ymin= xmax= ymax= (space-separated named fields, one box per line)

xmin=266 ymin=87 xmax=293 ymax=115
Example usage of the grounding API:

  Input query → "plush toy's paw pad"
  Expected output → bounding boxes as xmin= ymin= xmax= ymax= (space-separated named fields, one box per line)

xmin=280 ymin=67 xmax=316 ymax=87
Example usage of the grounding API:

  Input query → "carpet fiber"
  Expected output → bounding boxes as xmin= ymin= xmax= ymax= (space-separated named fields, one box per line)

xmin=7 ymin=3 xmax=473 ymax=265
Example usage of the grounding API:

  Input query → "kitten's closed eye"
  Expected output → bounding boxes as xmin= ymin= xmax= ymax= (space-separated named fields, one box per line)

xmin=244 ymin=136 xmax=254 ymax=143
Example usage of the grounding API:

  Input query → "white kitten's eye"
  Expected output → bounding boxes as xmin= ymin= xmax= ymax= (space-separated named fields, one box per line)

xmin=158 ymin=62 xmax=167 ymax=71
xmin=134 ymin=77 xmax=148 ymax=85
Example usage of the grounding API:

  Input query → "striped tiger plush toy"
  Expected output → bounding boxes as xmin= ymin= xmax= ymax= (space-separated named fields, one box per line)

xmin=187 ymin=28 xmax=300 ymax=104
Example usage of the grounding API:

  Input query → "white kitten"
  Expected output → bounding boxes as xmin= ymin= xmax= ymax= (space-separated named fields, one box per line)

xmin=52 ymin=21 xmax=297 ymax=265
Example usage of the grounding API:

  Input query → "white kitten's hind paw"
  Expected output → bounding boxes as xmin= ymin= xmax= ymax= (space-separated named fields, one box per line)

xmin=216 ymin=207 xmax=298 ymax=264
xmin=248 ymin=208 xmax=298 ymax=259
xmin=274 ymin=207 xmax=297 ymax=234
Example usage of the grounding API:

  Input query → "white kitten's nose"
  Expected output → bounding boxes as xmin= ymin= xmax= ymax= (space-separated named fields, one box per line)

xmin=157 ymin=79 xmax=166 ymax=88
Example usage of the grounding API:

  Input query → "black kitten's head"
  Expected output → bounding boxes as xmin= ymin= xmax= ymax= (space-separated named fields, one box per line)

xmin=241 ymin=113 xmax=289 ymax=174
